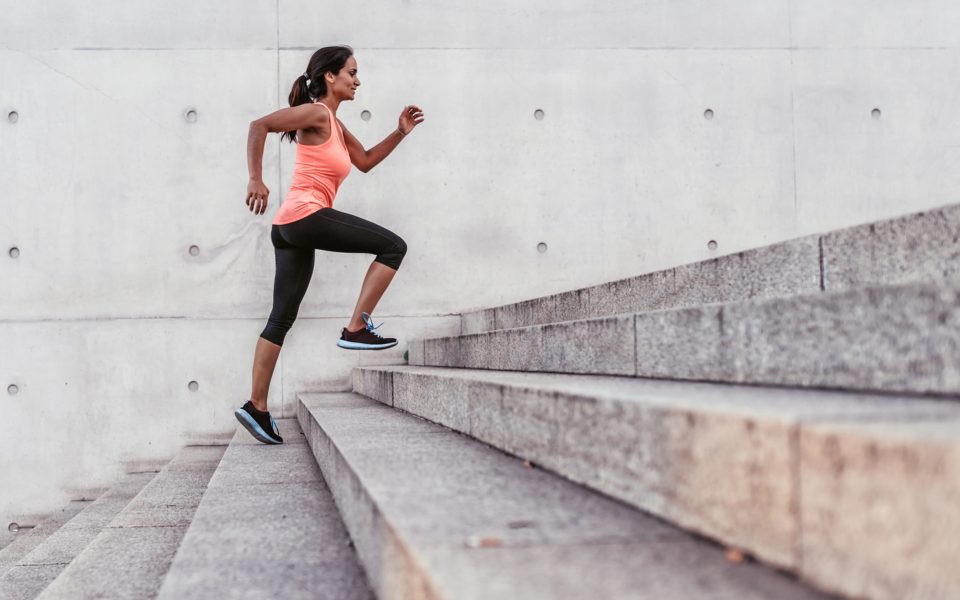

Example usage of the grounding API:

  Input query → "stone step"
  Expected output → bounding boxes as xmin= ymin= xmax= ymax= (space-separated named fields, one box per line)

xmin=462 ymin=202 xmax=960 ymax=334
xmin=352 ymin=365 xmax=960 ymax=600
xmin=0 ymin=471 xmax=158 ymax=600
xmin=156 ymin=418 xmax=373 ymax=600
xmin=0 ymin=501 xmax=90 ymax=579
xmin=415 ymin=278 xmax=960 ymax=397
xmin=31 ymin=445 xmax=225 ymax=600
xmin=297 ymin=391 xmax=838 ymax=600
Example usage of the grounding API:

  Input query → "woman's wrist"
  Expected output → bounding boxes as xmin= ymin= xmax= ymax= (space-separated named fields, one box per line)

xmin=396 ymin=128 xmax=407 ymax=138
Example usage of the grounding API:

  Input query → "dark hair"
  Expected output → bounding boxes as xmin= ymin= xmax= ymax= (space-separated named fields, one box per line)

xmin=281 ymin=45 xmax=354 ymax=143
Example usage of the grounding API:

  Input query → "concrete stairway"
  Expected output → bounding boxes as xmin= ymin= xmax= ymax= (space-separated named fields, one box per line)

xmin=340 ymin=203 xmax=960 ymax=600
xmin=297 ymin=392 xmax=833 ymax=600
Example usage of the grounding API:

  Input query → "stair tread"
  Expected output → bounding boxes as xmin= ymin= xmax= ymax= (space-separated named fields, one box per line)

xmin=156 ymin=418 xmax=373 ymax=600
xmin=300 ymin=392 xmax=832 ymax=600
xmin=31 ymin=446 xmax=224 ymax=600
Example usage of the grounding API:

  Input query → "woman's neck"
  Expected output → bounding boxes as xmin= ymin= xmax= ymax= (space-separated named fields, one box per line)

xmin=319 ymin=96 xmax=339 ymax=115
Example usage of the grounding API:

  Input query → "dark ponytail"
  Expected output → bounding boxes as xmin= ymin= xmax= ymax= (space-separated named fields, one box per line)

xmin=281 ymin=45 xmax=354 ymax=143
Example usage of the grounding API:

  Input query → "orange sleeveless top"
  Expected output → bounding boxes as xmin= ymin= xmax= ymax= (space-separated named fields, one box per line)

xmin=272 ymin=102 xmax=352 ymax=225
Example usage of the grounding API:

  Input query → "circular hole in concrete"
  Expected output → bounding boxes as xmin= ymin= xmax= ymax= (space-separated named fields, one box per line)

xmin=9 ymin=247 xmax=19 ymax=259
xmin=8 ymin=523 xmax=19 ymax=533
xmin=184 ymin=108 xmax=198 ymax=123
xmin=534 ymin=109 xmax=545 ymax=121
xmin=871 ymin=108 xmax=882 ymax=119
xmin=7 ymin=111 xmax=19 ymax=124
xmin=707 ymin=240 xmax=718 ymax=251
xmin=537 ymin=242 xmax=548 ymax=254
xmin=7 ymin=384 xmax=19 ymax=396
xmin=704 ymin=109 xmax=714 ymax=120
xmin=360 ymin=110 xmax=372 ymax=121
xmin=188 ymin=381 xmax=199 ymax=392
xmin=189 ymin=245 xmax=200 ymax=257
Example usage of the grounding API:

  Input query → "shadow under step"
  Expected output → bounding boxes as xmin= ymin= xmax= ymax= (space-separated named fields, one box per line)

xmin=156 ymin=418 xmax=373 ymax=600
xmin=462 ymin=202 xmax=960 ymax=334
xmin=31 ymin=445 xmax=226 ymax=600
xmin=417 ymin=278 xmax=960 ymax=397
xmin=297 ymin=391 xmax=841 ymax=600
xmin=353 ymin=365 xmax=960 ymax=600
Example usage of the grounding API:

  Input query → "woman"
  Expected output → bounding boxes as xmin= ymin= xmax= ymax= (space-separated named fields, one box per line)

xmin=235 ymin=45 xmax=424 ymax=445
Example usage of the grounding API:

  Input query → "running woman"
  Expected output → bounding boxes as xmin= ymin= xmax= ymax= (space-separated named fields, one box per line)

xmin=235 ymin=45 xmax=424 ymax=444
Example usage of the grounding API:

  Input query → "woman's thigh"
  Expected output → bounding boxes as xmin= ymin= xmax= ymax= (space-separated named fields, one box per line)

xmin=277 ymin=207 xmax=403 ymax=255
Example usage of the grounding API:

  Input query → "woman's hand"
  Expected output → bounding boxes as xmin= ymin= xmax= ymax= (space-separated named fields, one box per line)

xmin=246 ymin=178 xmax=270 ymax=215
xmin=398 ymin=105 xmax=424 ymax=135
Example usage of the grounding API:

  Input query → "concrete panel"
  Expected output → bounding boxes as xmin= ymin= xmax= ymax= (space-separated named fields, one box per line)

xmin=792 ymin=2 xmax=960 ymax=48
xmin=280 ymin=0 xmax=791 ymax=49
xmin=0 ymin=319 xmax=279 ymax=540
xmin=6 ymin=1 xmax=277 ymax=49
xmin=793 ymin=49 xmax=960 ymax=236
xmin=278 ymin=47 xmax=797 ymax=313
xmin=0 ymin=49 xmax=281 ymax=320
xmin=800 ymin=419 xmax=960 ymax=600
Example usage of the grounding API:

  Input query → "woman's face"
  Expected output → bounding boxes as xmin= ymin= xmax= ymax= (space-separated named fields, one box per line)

xmin=327 ymin=56 xmax=359 ymax=101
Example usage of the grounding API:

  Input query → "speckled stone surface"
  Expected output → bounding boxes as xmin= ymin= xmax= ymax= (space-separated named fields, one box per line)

xmin=800 ymin=418 xmax=960 ymax=600
xmin=0 ymin=471 xmax=157 ymax=598
xmin=299 ymin=392 xmax=836 ymax=600
xmin=156 ymin=419 xmax=373 ymax=600
xmin=31 ymin=446 xmax=224 ymax=600
xmin=823 ymin=202 xmax=960 ymax=291
xmin=0 ymin=500 xmax=89 ymax=578
xmin=461 ymin=234 xmax=820 ymax=334
xmin=353 ymin=366 xmax=960 ymax=584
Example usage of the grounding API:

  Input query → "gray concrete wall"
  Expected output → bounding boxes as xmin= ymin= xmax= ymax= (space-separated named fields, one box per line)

xmin=3 ymin=1 xmax=960 ymax=538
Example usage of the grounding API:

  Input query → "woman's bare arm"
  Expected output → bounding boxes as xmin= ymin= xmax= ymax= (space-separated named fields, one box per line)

xmin=340 ymin=105 xmax=424 ymax=173
xmin=247 ymin=103 xmax=330 ymax=180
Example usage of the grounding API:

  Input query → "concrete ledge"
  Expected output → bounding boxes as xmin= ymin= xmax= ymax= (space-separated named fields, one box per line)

xmin=462 ymin=202 xmax=960 ymax=335
xmin=299 ymin=391 xmax=831 ymax=600
xmin=424 ymin=279 xmax=960 ymax=396
xmin=352 ymin=366 xmax=960 ymax=600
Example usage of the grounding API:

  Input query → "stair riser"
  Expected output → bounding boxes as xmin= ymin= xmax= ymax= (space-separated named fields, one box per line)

xmin=421 ymin=281 xmax=960 ymax=396
xmin=462 ymin=204 xmax=960 ymax=334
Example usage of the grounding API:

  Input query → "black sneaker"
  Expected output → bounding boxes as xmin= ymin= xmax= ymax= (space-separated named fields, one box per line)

xmin=337 ymin=312 xmax=398 ymax=350
xmin=234 ymin=401 xmax=283 ymax=444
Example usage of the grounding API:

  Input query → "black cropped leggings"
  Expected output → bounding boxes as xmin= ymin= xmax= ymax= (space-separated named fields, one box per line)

xmin=259 ymin=207 xmax=407 ymax=346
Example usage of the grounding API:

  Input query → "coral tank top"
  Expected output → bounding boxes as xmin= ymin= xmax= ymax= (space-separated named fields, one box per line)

xmin=272 ymin=102 xmax=352 ymax=225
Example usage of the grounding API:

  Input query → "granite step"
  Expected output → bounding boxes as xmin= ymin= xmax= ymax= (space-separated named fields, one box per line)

xmin=0 ymin=471 xmax=158 ymax=600
xmin=156 ymin=418 xmax=374 ymax=600
xmin=353 ymin=365 xmax=960 ymax=600
xmin=461 ymin=202 xmax=960 ymax=334
xmin=297 ymin=391 xmax=842 ymax=600
xmin=31 ymin=445 xmax=226 ymax=600
xmin=0 ymin=501 xmax=90 ymax=579
xmin=415 ymin=277 xmax=960 ymax=397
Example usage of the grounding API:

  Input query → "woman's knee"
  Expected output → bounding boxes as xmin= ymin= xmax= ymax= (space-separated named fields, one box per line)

xmin=377 ymin=236 xmax=407 ymax=270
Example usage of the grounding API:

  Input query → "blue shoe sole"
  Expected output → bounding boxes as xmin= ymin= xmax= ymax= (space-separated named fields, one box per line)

xmin=337 ymin=339 xmax=398 ymax=350
xmin=234 ymin=408 xmax=283 ymax=444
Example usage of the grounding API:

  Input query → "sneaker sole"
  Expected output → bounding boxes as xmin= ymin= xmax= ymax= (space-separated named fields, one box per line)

xmin=337 ymin=339 xmax=399 ymax=350
xmin=234 ymin=408 xmax=283 ymax=444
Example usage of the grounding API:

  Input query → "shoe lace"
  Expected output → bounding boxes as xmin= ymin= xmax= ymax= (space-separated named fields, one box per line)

xmin=361 ymin=312 xmax=385 ymax=339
